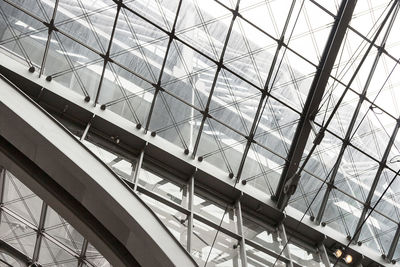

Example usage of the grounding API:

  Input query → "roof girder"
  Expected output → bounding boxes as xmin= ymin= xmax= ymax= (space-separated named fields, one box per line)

xmin=275 ymin=0 xmax=358 ymax=210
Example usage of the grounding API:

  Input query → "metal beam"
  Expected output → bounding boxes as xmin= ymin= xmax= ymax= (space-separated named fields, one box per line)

xmin=32 ymin=202 xmax=48 ymax=263
xmin=187 ymin=174 xmax=194 ymax=253
xmin=235 ymin=199 xmax=247 ymax=267
xmin=318 ymin=241 xmax=331 ymax=267
xmin=278 ymin=223 xmax=294 ymax=267
xmin=275 ymin=0 xmax=358 ymax=210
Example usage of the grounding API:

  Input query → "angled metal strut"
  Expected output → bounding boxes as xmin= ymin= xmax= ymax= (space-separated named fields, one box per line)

xmin=275 ymin=0 xmax=357 ymax=210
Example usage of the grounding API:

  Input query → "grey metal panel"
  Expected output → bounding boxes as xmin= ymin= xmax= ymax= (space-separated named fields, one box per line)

xmin=0 ymin=76 xmax=197 ymax=267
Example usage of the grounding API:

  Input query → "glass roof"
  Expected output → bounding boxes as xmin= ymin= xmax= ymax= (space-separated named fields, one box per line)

xmin=1 ymin=0 xmax=400 ymax=262
xmin=0 ymin=168 xmax=110 ymax=267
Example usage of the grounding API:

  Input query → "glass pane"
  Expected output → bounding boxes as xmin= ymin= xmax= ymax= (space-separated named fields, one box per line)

xmin=288 ymin=239 xmax=324 ymax=267
xmin=139 ymin=167 xmax=185 ymax=206
xmin=139 ymin=193 xmax=188 ymax=248
xmin=44 ymin=206 xmax=84 ymax=254
xmin=246 ymin=244 xmax=286 ymax=267
xmin=193 ymin=189 xmax=237 ymax=233
xmin=39 ymin=237 xmax=78 ymax=267
xmin=192 ymin=219 xmax=240 ymax=267
xmin=0 ymin=2 xmax=46 ymax=67
xmin=2 ymin=171 xmax=43 ymax=226
xmin=242 ymin=216 xmax=281 ymax=256
xmin=0 ymin=212 xmax=36 ymax=258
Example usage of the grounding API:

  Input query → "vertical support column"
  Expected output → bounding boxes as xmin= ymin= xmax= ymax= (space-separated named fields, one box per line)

xmin=318 ymin=241 xmax=331 ymax=267
xmin=235 ymin=199 xmax=247 ymax=267
xmin=278 ymin=224 xmax=294 ymax=267
xmin=187 ymin=173 xmax=194 ymax=253
xmin=133 ymin=146 xmax=145 ymax=191
xmin=32 ymin=202 xmax=48 ymax=263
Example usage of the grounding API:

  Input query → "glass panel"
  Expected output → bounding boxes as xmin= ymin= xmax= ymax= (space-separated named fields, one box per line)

xmin=193 ymin=189 xmax=236 ymax=233
xmin=224 ymin=16 xmax=277 ymax=89
xmin=350 ymin=0 xmax=393 ymax=41
xmin=288 ymin=0 xmax=334 ymax=65
xmin=358 ymin=211 xmax=397 ymax=255
xmin=111 ymin=8 xmax=169 ymax=84
xmin=240 ymin=0 xmax=293 ymax=39
xmin=99 ymin=61 xmax=154 ymax=125
xmin=289 ymin=173 xmax=327 ymax=217
xmin=149 ymin=90 xmax=202 ymax=150
xmin=209 ymin=69 xmax=262 ymax=136
xmin=365 ymin=54 xmax=400 ymax=119
xmin=241 ymin=143 xmax=286 ymax=196
xmin=55 ymin=0 xmax=117 ymax=54
xmin=175 ymin=0 xmax=232 ymax=61
xmin=288 ymin=239 xmax=324 ymax=267
xmin=254 ymin=96 xmax=300 ymax=158
xmin=124 ymin=0 xmax=180 ymax=32
xmin=192 ymin=219 xmax=240 ymax=267
xmin=85 ymin=242 xmax=112 ymax=267
xmin=242 ymin=216 xmax=281 ymax=256
xmin=161 ymin=40 xmax=215 ymax=110
xmin=321 ymin=189 xmax=362 ymax=237
xmin=2 ymin=170 xmax=43 ymax=226
xmin=44 ymin=31 xmax=103 ymax=99
xmin=0 ymin=2 xmax=46 ymax=67
xmin=0 ymin=212 xmax=36 ymax=258
xmin=246 ymin=244 xmax=286 ymax=267
xmin=44 ymin=206 xmax=84 ymax=254
xmin=332 ymin=146 xmax=379 ymax=203
xmin=139 ymin=167 xmax=185 ymax=206
xmin=270 ymin=49 xmax=316 ymax=113
xmin=372 ymin=168 xmax=400 ymax=223
xmin=196 ymin=118 xmax=245 ymax=175
xmin=139 ymin=193 xmax=188 ymax=248
xmin=350 ymin=102 xmax=395 ymax=162
xmin=39 ymin=237 xmax=78 ymax=267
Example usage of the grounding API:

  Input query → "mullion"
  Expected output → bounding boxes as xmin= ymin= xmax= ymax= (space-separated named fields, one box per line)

xmin=32 ymin=202 xmax=47 ymax=263
xmin=191 ymin=0 xmax=244 ymax=159
xmin=233 ymin=0 xmax=298 ymax=182
xmin=93 ymin=1 xmax=121 ymax=105
xmin=0 ymin=6 xmax=33 ymax=67
xmin=143 ymin=0 xmax=183 ymax=132
xmin=38 ymin=0 xmax=59 ymax=77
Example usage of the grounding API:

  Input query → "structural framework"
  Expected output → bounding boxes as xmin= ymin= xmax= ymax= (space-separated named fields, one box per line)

xmin=0 ymin=0 xmax=400 ymax=266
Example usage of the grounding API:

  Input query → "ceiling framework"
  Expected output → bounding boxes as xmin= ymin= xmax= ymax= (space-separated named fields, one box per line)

xmin=1 ymin=0 xmax=400 ymax=265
